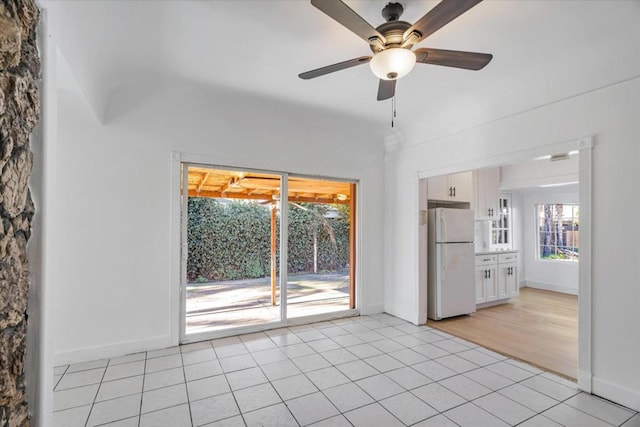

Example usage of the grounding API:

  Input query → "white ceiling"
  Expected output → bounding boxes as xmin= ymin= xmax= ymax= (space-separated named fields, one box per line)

xmin=43 ymin=0 xmax=640 ymax=143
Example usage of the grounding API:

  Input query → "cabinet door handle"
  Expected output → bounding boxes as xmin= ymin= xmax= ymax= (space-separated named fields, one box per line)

xmin=453 ymin=187 xmax=456 ymax=197
xmin=488 ymin=270 xmax=491 ymax=279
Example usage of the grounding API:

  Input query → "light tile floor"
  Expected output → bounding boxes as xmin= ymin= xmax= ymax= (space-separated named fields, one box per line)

xmin=53 ymin=314 xmax=639 ymax=427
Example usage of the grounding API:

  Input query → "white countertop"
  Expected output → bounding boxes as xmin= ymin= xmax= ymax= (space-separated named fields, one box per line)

xmin=475 ymin=250 xmax=519 ymax=255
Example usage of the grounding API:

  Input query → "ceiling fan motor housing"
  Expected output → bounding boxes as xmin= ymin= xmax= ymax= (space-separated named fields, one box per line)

xmin=372 ymin=20 xmax=413 ymax=52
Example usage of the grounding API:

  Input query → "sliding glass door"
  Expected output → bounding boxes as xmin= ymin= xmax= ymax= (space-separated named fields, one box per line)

xmin=286 ymin=177 xmax=355 ymax=319
xmin=182 ymin=166 xmax=284 ymax=337
xmin=180 ymin=164 xmax=356 ymax=341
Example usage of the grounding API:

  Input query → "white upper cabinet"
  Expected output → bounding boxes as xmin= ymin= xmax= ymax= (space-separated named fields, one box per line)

xmin=473 ymin=168 xmax=500 ymax=220
xmin=427 ymin=175 xmax=450 ymax=201
xmin=427 ymin=172 xmax=472 ymax=203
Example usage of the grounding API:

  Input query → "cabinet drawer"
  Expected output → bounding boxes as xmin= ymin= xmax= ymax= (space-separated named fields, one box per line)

xmin=476 ymin=254 xmax=498 ymax=266
xmin=498 ymin=253 xmax=518 ymax=263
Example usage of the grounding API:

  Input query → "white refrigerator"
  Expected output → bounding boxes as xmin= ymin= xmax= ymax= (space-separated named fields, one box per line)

xmin=427 ymin=208 xmax=476 ymax=320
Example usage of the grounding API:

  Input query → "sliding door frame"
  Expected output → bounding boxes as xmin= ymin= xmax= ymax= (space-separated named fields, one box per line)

xmin=171 ymin=153 xmax=358 ymax=344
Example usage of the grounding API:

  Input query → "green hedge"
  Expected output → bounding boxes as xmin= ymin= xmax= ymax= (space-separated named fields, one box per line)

xmin=187 ymin=198 xmax=350 ymax=283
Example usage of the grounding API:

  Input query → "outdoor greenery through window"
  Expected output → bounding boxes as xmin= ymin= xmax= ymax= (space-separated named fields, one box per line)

xmin=187 ymin=199 xmax=350 ymax=282
xmin=537 ymin=203 xmax=579 ymax=261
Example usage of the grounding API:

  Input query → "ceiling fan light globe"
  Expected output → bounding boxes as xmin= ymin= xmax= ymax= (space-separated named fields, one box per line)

xmin=369 ymin=48 xmax=416 ymax=81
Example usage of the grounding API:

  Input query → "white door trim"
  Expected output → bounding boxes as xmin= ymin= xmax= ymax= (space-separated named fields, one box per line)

xmin=577 ymin=136 xmax=593 ymax=392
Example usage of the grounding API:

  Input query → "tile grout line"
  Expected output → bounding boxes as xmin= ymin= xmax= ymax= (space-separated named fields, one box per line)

xmin=137 ymin=353 xmax=148 ymax=427
xmin=178 ymin=346 xmax=195 ymax=427
xmin=84 ymin=358 xmax=111 ymax=427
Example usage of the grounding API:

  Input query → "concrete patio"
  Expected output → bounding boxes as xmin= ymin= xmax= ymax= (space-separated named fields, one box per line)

xmin=186 ymin=271 xmax=350 ymax=334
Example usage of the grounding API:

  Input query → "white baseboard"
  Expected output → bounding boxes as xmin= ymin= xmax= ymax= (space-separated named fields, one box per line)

xmin=592 ymin=376 xmax=640 ymax=412
xmin=54 ymin=335 xmax=173 ymax=366
xmin=361 ymin=304 xmax=384 ymax=316
xmin=523 ymin=281 xmax=578 ymax=296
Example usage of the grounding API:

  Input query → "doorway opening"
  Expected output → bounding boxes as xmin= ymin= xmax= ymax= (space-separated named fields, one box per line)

xmin=418 ymin=143 xmax=589 ymax=382
xmin=181 ymin=164 xmax=356 ymax=339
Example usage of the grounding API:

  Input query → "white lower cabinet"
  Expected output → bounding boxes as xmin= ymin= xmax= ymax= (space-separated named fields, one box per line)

xmin=475 ymin=255 xmax=498 ymax=304
xmin=476 ymin=252 xmax=518 ymax=307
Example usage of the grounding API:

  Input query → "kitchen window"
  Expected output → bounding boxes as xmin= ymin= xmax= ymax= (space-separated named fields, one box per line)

xmin=491 ymin=194 xmax=512 ymax=251
xmin=536 ymin=203 xmax=579 ymax=261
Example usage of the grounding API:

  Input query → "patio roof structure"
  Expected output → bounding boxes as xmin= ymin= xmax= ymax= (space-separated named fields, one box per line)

xmin=186 ymin=167 xmax=352 ymax=204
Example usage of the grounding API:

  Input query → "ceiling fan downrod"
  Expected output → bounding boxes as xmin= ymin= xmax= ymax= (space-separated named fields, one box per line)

xmin=382 ymin=2 xmax=404 ymax=22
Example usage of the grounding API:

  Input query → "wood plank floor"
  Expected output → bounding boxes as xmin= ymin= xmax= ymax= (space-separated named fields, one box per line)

xmin=428 ymin=287 xmax=578 ymax=380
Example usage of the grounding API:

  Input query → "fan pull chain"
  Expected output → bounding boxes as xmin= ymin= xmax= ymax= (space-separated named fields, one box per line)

xmin=391 ymin=94 xmax=397 ymax=128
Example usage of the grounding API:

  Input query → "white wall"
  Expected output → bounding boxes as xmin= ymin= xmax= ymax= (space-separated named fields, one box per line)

xmin=51 ymin=78 xmax=386 ymax=364
xmin=385 ymin=78 xmax=640 ymax=410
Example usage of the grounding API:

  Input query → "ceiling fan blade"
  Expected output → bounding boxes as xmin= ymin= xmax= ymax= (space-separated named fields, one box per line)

xmin=311 ymin=0 xmax=386 ymax=44
xmin=414 ymin=48 xmax=492 ymax=70
xmin=404 ymin=0 xmax=483 ymax=44
xmin=377 ymin=79 xmax=396 ymax=101
xmin=299 ymin=56 xmax=371 ymax=80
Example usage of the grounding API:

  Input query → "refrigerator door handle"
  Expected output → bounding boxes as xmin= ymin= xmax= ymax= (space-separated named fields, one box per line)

xmin=440 ymin=245 xmax=446 ymax=284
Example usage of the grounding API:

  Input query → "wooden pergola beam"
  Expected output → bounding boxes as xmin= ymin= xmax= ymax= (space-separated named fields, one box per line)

xmin=187 ymin=189 xmax=350 ymax=204
xmin=196 ymin=172 xmax=210 ymax=194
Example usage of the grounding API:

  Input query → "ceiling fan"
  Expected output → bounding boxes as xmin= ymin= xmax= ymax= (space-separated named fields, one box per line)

xmin=299 ymin=0 xmax=493 ymax=101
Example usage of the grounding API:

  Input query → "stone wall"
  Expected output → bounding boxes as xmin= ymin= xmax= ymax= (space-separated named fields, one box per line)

xmin=0 ymin=0 xmax=39 ymax=425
